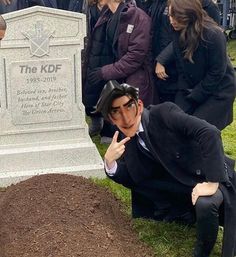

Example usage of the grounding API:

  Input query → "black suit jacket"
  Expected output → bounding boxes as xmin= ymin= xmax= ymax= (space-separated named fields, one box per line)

xmin=107 ymin=102 xmax=236 ymax=257
xmin=112 ymin=102 xmax=234 ymax=186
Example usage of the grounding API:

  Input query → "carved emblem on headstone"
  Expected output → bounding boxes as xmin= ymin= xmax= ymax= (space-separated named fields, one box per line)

xmin=23 ymin=21 xmax=54 ymax=57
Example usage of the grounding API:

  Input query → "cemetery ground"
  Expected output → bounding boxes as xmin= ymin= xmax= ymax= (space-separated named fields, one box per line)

xmin=0 ymin=174 xmax=154 ymax=257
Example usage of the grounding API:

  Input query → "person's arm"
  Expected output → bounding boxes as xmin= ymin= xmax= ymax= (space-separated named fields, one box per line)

xmin=155 ymin=42 xmax=175 ymax=66
xmin=155 ymin=62 xmax=169 ymax=80
xmin=187 ymin=29 xmax=228 ymax=104
xmin=150 ymin=102 xmax=228 ymax=183
xmin=150 ymin=103 xmax=227 ymax=203
xmin=191 ymin=182 xmax=219 ymax=205
xmin=101 ymin=12 xmax=151 ymax=80
xmin=104 ymin=131 xmax=130 ymax=168
xmin=155 ymin=42 xmax=175 ymax=80
xmin=104 ymin=131 xmax=134 ymax=187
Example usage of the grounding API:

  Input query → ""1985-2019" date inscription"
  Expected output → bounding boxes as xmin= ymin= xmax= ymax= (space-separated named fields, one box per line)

xmin=26 ymin=76 xmax=56 ymax=84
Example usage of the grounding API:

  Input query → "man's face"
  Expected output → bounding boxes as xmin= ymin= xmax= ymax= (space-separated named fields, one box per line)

xmin=109 ymin=95 xmax=143 ymax=137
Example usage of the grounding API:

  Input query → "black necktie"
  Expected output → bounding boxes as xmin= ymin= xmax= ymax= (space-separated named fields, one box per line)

xmin=137 ymin=132 xmax=154 ymax=160
xmin=138 ymin=131 xmax=147 ymax=144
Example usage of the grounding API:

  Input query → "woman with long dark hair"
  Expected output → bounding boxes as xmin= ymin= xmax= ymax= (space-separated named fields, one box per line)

xmin=155 ymin=0 xmax=236 ymax=130
xmin=150 ymin=0 xmax=220 ymax=104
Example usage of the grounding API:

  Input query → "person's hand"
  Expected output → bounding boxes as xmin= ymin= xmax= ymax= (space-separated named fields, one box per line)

xmin=104 ymin=131 xmax=130 ymax=169
xmin=0 ymin=0 xmax=12 ymax=5
xmin=192 ymin=182 xmax=219 ymax=205
xmin=88 ymin=68 xmax=103 ymax=85
xmin=155 ymin=62 xmax=169 ymax=80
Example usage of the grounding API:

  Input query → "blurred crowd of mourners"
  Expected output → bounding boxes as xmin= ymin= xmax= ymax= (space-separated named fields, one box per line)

xmin=1 ymin=0 xmax=235 ymax=143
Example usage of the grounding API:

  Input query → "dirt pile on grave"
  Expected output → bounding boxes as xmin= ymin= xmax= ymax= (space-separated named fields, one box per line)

xmin=0 ymin=174 xmax=154 ymax=257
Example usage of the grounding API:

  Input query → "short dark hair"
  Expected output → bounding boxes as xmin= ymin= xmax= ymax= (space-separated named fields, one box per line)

xmin=95 ymin=80 xmax=139 ymax=121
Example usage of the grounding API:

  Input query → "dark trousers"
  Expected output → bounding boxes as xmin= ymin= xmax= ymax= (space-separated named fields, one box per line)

xmin=132 ymin=188 xmax=224 ymax=257
xmin=194 ymin=189 xmax=223 ymax=257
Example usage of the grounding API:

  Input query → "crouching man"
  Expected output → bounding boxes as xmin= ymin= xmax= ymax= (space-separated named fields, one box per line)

xmin=95 ymin=80 xmax=236 ymax=257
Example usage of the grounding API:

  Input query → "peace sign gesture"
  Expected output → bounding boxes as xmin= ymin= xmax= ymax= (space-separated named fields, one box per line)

xmin=104 ymin=131 xmax=130 ymax=169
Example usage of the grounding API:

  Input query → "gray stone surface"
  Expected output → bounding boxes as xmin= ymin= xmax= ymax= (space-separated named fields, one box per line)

xmin=0 ymin=6 xmax=104 ymax=187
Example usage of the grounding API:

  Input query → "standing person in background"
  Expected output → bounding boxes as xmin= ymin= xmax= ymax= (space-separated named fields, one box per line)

xmin=155 ymin=0 xmax=235 ymax=130
xmin=0 ymin=0 xmax=88 ymax=14
xmin=0 ymin=0 xmax=44 ymax=13
xmin=83 ymin=0 xmax=153 ymax=141
xmin=134 ymin=0 xmax=153 ymax=13
xmin=42 ymin=0 xmax=88 ymax=13
xmin=201 ymin=0 xmax=221 ymax=25
xmin=82 ymin=0 xmax=104 ymax=118
xmin=87 ymin=0 xmax=105 ymax=33
xmin=150 ymin=0 xmax=221 ymax=103
xmin=149 ymin=0 xmax=177 ymax=103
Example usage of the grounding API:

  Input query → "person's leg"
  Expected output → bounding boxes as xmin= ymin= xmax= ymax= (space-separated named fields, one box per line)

xmin=193 ymin=95 xmax=234 ymax=131
xmin=174 ymin=90 xmax=197 ymax=114
xmin=100 ymin=120 xmax=116 ymax=144
xmin=85 ymin=107 xmax=104 ymax=137
xmin=131 ymin=189 xmax=156 ymax=219
xmin=194 ymin=189 xmax=223 ymax=257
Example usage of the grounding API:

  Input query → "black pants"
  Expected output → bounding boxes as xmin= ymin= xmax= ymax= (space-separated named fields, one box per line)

xmin=194 ymin=189 xmax=223 ymax=257
xmin=131 ymin=188 xmax=223 ymax=257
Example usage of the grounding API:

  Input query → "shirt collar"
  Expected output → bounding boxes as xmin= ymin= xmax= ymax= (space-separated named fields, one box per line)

xmin=136 ymin=122 xmax=144 ymax=134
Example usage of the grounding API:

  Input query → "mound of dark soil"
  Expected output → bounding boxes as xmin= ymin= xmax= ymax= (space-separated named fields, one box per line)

xmin=0 ymin=174 xmax=154 ymax=257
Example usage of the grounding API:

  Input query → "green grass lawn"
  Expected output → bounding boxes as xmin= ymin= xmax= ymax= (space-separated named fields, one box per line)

xmin=92 ymin=100 xmax=236 ymax=257
xmin=227 ymin=39 xmax=236 ymax=67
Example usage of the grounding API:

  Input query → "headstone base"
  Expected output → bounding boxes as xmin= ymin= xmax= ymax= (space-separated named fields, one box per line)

xmin=0 ymin=139 xmax=104 ymax=187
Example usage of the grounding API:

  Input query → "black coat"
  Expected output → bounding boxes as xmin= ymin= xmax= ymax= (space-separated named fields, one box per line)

xmin=0 ymin=0 xmax=45 ymax=13
xmin=83 ymin=4 xmax=153 ymax=108
xmin=202 ymin=0 xmax=221 ymax=25
xmin=150 ymin=0 xmax=221 ymax=98
xmin=107 ymin=102 xmax=236 ymax=257
xmin=0 ymin=0 xmax=86 ymax=14
xmin=42 ymin=0 xmax=86 ymax=12
xmin=157 ymin=26 xmax=236 ymax=130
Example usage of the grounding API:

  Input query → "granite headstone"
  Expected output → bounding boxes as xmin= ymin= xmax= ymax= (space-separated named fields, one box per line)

xmin=0 ymin=6 xmax=104 ymax=186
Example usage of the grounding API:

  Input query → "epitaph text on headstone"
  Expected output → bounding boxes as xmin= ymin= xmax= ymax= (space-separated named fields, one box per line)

xmin=11 ymin=59 xmax=73 ymax=124
xmin=0 ymin=6 xmax=104 ymax=187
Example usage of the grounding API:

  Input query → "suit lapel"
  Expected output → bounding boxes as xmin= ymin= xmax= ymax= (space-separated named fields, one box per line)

xmin=125 ymin=137 xmax=150 ymax=183
xmin=141 ymin=110 xmax=157 ymax=153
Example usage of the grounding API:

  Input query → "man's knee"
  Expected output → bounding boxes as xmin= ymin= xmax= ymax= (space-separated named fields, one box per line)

xmin=195 ymin=190 xmax=223 ymax=219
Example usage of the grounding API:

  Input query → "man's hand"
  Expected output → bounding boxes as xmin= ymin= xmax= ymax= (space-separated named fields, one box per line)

xmin=88 ymin=67 xmax=103 ymax=85
xmin=155 ymin=62 xmax=169 ymax=80
xmin=192 ymin=182 xmax=219 ymax=205
xmin=104 ymin=131 xmax=130 ymax=169
xmin=0 ymin=0 xmax=12 ymax=5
